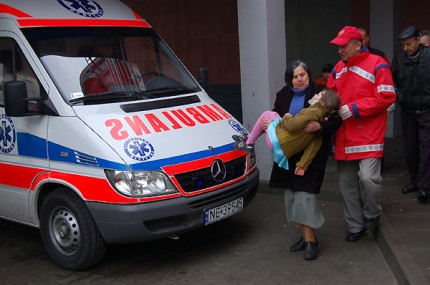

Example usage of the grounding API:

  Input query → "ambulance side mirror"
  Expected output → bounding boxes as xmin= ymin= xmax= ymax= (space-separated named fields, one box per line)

xmin=197 ymin=67 xmax=209 ymax=92
xmin=4 ymin=81 xmax=27 ymax=116
xmin=4 ymin=81 xmax=44 ymax=117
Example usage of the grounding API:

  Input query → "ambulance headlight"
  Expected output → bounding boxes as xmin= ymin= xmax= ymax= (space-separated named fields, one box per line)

xmin=105 ymin=170 xmax=178 ymax=197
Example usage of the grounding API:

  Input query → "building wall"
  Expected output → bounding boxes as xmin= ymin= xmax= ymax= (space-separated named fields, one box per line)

xmin=122 ymin=0 xmax=241 ymax=85
xmin=401 ymin=0 xmax=430 ymax=31
xmin=284 ymin=0 xmax=372 ymax=81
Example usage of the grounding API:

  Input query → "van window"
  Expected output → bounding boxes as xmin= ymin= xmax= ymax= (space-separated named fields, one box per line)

xmin=23 ymin=27 xmax=201 ymax=105
xmin=0 ymin=38 xmax=41 ymax=108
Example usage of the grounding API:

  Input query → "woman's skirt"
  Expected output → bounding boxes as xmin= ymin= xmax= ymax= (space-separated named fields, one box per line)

xmin=284 ymin=189 xmax=325 ymax=229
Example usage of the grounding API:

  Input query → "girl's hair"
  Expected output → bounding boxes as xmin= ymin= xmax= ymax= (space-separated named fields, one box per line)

xmin=321 ymin=88 xmax=341 ymax=112
xmin=284 ymin=60 xmax=313 ymax=86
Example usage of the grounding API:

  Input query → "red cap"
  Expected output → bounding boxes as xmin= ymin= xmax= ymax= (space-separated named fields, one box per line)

xmin=330 ymin=26 xmax=363 ymax=45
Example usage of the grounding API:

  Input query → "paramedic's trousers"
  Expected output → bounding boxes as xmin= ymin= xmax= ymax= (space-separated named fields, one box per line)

xmin=338 ymin=158 xmax=382 ymax=233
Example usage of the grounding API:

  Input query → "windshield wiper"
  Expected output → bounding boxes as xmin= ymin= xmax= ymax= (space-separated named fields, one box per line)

xmin=70 ymin=86 xmax=199 ymax=105
xmin=70 ymin=91 xmax=144 ymax=105
xmin=140 ymin=86 xmax=198 ymax=97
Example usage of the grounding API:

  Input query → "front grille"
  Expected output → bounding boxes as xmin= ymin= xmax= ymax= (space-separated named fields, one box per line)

xmin=174 ymin=156 xmax=246 ymax=193
xmin=187 ymin=184 xmax=247 ymax=209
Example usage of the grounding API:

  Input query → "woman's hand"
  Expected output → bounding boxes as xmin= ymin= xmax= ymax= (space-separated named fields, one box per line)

xmin=295 ymin=166 xmax=305 ymax=176
xmin=283 ymin=113 xmax=293 ymax=119
xmin=303 ymin=121 xmax=321 ymax=133
xmin=261 ymin=118 xmax=271 ymax=131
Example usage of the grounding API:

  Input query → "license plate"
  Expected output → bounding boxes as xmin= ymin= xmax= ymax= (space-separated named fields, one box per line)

xmin=204 ymin=197 xmax=243 ymax=225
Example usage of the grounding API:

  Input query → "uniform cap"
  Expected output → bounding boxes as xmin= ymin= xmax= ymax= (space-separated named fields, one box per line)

xmin=398 ymin=25 xmax=419 ymax=40
xmin=330 ymin=26 xmax=363 ymax=45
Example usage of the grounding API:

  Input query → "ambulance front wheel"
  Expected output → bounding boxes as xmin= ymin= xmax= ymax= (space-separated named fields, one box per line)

xmin=39 ymin=188 xmax=107 ymax=270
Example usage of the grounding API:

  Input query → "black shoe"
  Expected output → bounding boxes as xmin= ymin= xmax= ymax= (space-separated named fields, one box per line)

xmin=344 ymin=229 xmax=366 ymax=242
xmin=304 ymin=241 xmax=318 ymax=260
xmin=289 ymin=237 xmax=305 ymax=252
xmin=364 ymin=216 xmax=380 ymax=232
xmin=290 ymin=236 xmax=318 ymax=252
xmin=418 ymin=188 xmax=429 ymax=203
xmin=402 ymin=183 xmax=417 ymax=194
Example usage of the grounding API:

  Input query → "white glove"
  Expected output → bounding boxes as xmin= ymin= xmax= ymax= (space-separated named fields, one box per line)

xmin=387 ymin=103 xmax=396 ymax=114
xmin=339 ymin=105 xmax=352 ymax=120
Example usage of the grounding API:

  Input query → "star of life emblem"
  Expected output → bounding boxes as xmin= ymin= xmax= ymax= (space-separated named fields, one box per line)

xmin=57 ymin=0 xmax=104 ymax=18
xmin=124 ymin=137 xmax=155 ymax=161
xmin=0 ymin=114 xmax=16 ymax=154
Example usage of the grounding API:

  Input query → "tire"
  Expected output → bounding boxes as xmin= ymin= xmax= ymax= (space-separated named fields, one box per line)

xmin=39 ymin=188 xmax=106 ymax=270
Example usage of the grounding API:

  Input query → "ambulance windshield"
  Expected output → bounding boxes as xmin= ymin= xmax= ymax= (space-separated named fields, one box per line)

xmin=23 ymin=27 xmax=201 ymax=105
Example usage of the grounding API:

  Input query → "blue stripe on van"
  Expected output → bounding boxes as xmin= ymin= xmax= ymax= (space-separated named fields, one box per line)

xmin=16 ymin=132 xmax=234 ymax=172
xmin=17 ymin=133 xmax=48 ymax=159
xmin=47 ymin=141 xmax=128 ymax=170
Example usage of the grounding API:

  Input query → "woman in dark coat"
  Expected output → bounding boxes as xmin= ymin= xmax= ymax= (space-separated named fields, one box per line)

xmin=267 ymin=60 xmax=341 ymax=260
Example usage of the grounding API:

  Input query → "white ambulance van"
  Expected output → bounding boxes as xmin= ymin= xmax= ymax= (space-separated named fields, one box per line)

xmin=0 ymin=0 xmax=259 ymax=270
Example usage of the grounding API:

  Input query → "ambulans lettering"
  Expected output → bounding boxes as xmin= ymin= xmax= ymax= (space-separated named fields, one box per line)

xmin=58 ymin=0 xmax=104 ymax=18
xmin=186 ymin=107 xmax=210 ymax=124
xmin=170 ymin=109 xmax=196 ymax=127
xmin=105 ymin=119 xmax=127 ymax=140
xmin=145 ymin=114 xmax=170 ymax=133
xmin=208 ymin=104 xmax=232 ymax=120
xmin=124 ymin=137 xmax=154 ymax=161
xmin=106 ymin=104 xmax=233 ymax=140
xmin=0 ymin=114 xmax=16 ymax=153
xmin=161 ymin=111 xmax=182 ymax=130
xmin=124 ymin=116 xmax=151 ymax=136
xmin=196 ymin=105 xmax=224 ymax=121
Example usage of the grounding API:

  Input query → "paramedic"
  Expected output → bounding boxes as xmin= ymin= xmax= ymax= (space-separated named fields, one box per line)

xmin=327 ymin=26 xmax=396 ymax=242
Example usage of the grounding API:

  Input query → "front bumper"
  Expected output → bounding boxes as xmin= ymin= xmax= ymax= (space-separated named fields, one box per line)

xmin=86 ymin=169 xmax=259 ymax=244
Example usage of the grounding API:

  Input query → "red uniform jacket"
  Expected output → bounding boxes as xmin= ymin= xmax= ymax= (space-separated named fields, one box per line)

xmin=327 ymin=50 xmax=396 ymax=160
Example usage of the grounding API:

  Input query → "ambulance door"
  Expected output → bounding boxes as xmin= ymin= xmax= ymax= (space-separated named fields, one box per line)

xmin=0 ymin=36 xmax=49 ymax=223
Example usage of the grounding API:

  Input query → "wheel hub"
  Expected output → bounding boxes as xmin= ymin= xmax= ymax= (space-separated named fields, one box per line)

xmin=50 ymin=208 xmax=80 ymax=255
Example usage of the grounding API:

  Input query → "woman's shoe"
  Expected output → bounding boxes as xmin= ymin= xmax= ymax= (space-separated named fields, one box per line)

xmin=304 ymin=241 xmax=318 ymax=260
xmin=290 ymin=236 xmax=318 ymax=252
xmin=289 ymin=237 xmax=305 ymax=252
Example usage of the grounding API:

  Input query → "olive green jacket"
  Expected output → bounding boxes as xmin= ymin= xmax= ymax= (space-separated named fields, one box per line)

xmin=275 ymin=102 xmax=329 ymax=170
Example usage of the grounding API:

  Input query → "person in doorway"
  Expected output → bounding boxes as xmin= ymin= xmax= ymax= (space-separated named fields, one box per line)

xmin=391 ymin=25 xmax=430 ymax=203
xmin=358 ymin=27 xmax=390 ymax=64
xmin=327 ymin=26 xmax=396 ymax=242
xmin=266 ymin=60 xmax=342 ymax=260
xmin=233 ymin=89 xmax=340 ymax=176
xmin=419 ymin=30 xmax=430 ymax=47
xmin=315 ymin=64 xmax=333 ymax=86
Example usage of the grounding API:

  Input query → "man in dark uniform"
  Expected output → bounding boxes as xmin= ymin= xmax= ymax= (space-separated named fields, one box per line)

xmin=391 ymin=25 xmax=430 ymax=203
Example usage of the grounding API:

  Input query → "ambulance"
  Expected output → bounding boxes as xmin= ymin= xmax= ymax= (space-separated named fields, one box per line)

xmin=0 ymin=0 xmax=259 ymax=270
